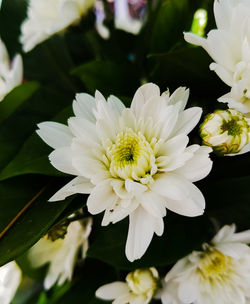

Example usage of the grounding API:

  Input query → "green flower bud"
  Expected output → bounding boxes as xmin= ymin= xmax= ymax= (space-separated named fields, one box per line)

xmin=200 ymin=109 xmax=250 ymax=156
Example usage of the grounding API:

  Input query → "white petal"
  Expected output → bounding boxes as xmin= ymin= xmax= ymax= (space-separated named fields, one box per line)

xmin=153 ymin=175 xmax=205 ymax=216
xmin=174 ymin=107 xmax=202 ymax=136
xmin=87 ymin=180 xmax=117 ymax=215
xmin=96 ymin=282 xmax=129 ymax=300
xmin=184 ymin=32 xmax=207 ymax=48
xmin=164 ymin=184 xmax=205 ymax=217
xmin=160 ymin=134 xmax=189 ymax=156
xmin=107 ymin=95 xmax=126 ymax=114
xmin=164 ymin=257 xmax=190 ymax=282
xmin=125 ymin=206 xmax=161 ymax=262
xmin=229 ymin=229 xmax=250 ymax=244
xmin=49 ymin=147 xmax=78 ymax=175
xmin=68 ymin=117 xmax=98 ymax=144
xmin=37 ymin=122 xmax=73 ymax=149
xmin=73 ymin=93 xmax=96 ymax=123
xmin=140 ymin=191 xmax=167 ymax=218
xmin=49 ymin=176 xmax=93 ymax=202
xmin=210 ymin=62 xmax=233 ymax=86
xmin=215 ymin=242 xmax=250 ymax=259
xmin=178 ymin=274 xmax=199 ymax=304
xmin=167 ymin=87 xmax=190 ymax=111
xmin=211 ymin=224 xmax=236 ymax=244
xmin=152 ymin=174 xmax=190 ymax=201
xmin=131 ymin=83 xmax=160 ymax=117
xmin=0 ymin=262 xmax=22 ymax=304
xmin=175 ymin=145 xmax=213 ymax=182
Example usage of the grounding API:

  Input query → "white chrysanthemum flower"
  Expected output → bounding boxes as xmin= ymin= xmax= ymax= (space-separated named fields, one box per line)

xmin=184 ymin=0 xmax=250 ymax=114
xmin=20 ymin=0 xmax=95 ymax=52
xmin=200 ymin=108 xmax=250 ymax=156
xmin=37 ymin=83 xmax=212 ymax=262
xmin=0 ymin=39 xmax=23 ymax=101
xmin=28 ymin=218 xmax=92 ymax=289
xmin=96 ymin=267 xmax=159 ymax=304
xmin=161 ymin=224 xmax=250 ymax=304
xmin=0 ymin=262 xmax=22 ymax=304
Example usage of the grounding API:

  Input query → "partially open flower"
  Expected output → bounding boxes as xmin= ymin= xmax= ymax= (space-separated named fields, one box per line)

xmin=96 ymin=267 xmax=159 ymax=304
xmin=0 ymin=262 xmax=22 ymax=304
xmin=28 ymin=218 xmax=92 ymax=290
xmin=200 ymin=109 xmax=250 ymax=156
xmin=0 ymin=39 xmax=23 ymax=101
xmin=161 ymin=224 xmax=250 ymax=304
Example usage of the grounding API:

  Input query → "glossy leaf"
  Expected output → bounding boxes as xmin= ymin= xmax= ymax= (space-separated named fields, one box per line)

xmin=0 ymin=175 xmax=76 ymax=266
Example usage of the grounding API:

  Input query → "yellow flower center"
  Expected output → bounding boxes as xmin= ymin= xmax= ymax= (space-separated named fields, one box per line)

xmin=107 ymin=128 xmax=156 ymax=181
xmin=197 ymin=248 xmax=233 ymax=284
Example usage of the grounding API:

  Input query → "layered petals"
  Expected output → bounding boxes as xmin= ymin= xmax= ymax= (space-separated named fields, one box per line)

xmin=161 ymin=224 xmax=250 ymax=304
xmin=37 ymin=83 xmax=212 ymax=261
xmin=184 ymin=0 xmax=250 ymax=113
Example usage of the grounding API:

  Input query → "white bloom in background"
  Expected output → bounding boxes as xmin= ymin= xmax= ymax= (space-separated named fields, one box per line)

xmin=37 ymin=83 xmax=212 ymax=262
xmin=184 ymin=0 xmax=250 ymax=114
xmin=200 ymin=108 xmax=250 ymax=156
xmin=20 ymin=0 xmax=95 ymax=52
xmin=28 ymin=218 xmax=92 ymax=289
xmin=96 ymin=267 xmax=159 ymax=304
xmin=0 ymin=261 xmax=22 ymax=304
xmin=0 ymin=39 xmax=23 ymax=101
xmin=161 ymin=224 xmax=250 ymax=304
xmin=95 ymin=0 xmax=146 ymax=39
xmin=114 ymin=0 xmax=144 ymax=35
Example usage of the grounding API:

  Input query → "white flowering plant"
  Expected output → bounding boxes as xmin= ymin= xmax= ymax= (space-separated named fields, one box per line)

xmin=0 ymin=0 xmax=250 ymax=303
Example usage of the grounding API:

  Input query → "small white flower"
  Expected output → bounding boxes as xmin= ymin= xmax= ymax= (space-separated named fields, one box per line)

xmin=0 ymin=262 xmax=22 ymax=304
xmin=161 ymin=224 xmax=250 ymax=304
xmin=184 ymin=0 xmax=250 ymax=114
xmin=37 ymin=83 xmax=212 ymax=262
xmin=20 ymin=0 xmax=95 ymax=52
xmin=200 ymin=108 xmax=250 ymax=155
xmin=0 ymin=38 xmax=23 ymax=101
xmin=28 ymin=218 xmax=92 ymax=289
xmin=96 ymin=267 xmax=159 ymax=304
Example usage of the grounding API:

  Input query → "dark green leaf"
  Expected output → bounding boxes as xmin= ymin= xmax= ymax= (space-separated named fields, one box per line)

xmin=0 ymin=87 xmax=73 ymax=175
xmin=0 ymin=106 xmax=73 ymax=181
xmin=87 ymin=214 xmax=210 ymax=270
xmin=0 ymin=175 xmax=75 ymax=266
xmin=0 ymin=82 xmax=40 ymax=125
xmin=71 ymin=60 xmax=140 ymax=96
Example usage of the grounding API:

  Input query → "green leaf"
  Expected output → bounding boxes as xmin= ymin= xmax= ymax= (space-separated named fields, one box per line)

xmin=0 ymin=106 xmax=73 ymax=181
xmin=0 ymin=87 xmax=73 ymax=175
xmin=200 ymin=175 xmax=250 ymax=230
xmin=71 ymin=60 xmax=140 ymax=96
xmin=149 ymin=0 xmax=193 ymax=53
xmin=148 ymin=46 xmax=226 ymax=98
xmin=0 ymin=175 xmax=76 ymax=266
xmin=0 ymin=82 xmax=40 ymax=125
xmin=87 ymin=214 xmax=210 ymax=270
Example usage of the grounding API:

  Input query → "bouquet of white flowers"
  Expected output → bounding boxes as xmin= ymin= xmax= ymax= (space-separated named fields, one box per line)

xmin=0 ymin=0 xmax=250 ymax=303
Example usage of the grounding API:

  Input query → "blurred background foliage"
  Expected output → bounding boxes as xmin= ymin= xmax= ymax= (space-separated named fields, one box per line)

xmin=0 ymin=0 xmax=249 ymax=302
